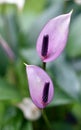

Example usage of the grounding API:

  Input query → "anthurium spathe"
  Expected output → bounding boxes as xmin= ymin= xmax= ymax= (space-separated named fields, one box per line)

xmin=36 ymin=11 xmax=72 ymax=62
xmin=25 ymin=64 xmax=54 ymax=109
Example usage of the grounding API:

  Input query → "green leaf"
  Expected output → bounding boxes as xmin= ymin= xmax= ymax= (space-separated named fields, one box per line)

xmin=78 ymin=74 xmax=81 ymax=102
xmin=24 ymin=0 xmax=46 ymax=14
xmin=18 ymin=12 xmax=37 ymax=34
xmin=52 ymin=122 xmax=73 ymax=130
xmin=15 ymin=59 xmax=29 ymax=97
xmin=22 ymin=122 xmax=33 ymax=130
xmin=72 ymin=103 xmax=81 ymax=121
xmin=4 ymin=14 xmax=19 ymax=53
xmin=0 ymin=79 xmax=21 ymax=100
xmin=49 ymin=56 xmax=80 ymax=101
xmin=27 ymin=2 xmax=63 ymax=47
xmin=71 ymin=59 xmax=81 ymax=72
xmin=20 ymin=48 xmax=40 ymax=65
xmin=0 ymin=102 xmax=5 ymax=125
xmin=66 ymin=15 xmax=81 ymax=58
xmin=0 ymin=46 xmax=9 ymax=76
xmin=50 ymin=86 xmax=73 ymax=107
xmin=1 ymin=106 xmax=23 ymax=130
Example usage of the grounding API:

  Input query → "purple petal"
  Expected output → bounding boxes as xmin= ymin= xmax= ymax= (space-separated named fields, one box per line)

xmin=25 ymin=64 xmax=54 ymax=108
xmin=36 ymin=11 xmax=72 ymax=62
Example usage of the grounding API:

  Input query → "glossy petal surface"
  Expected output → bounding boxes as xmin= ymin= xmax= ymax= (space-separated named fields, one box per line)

xmin=36 ymin=11 xmax=72 ymax=62
xmin=26 ymin=64 xmax=54 ymax=108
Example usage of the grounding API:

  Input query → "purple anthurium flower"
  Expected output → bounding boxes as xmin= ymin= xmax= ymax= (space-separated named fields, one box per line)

xmin=25 ymin=64 xmax=54 ymax=109
xmin=36 ymin=11 xmax=72 ymax=62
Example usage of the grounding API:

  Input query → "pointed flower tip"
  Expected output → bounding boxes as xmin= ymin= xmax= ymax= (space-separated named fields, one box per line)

xmin=66 ymin=10 xmax=73 ymax=18
xmin=24 ymin=63 xmax=27 ymax=66
xmin=24 ymin=63 xmax=29 ymax=68
xmin=69 ymin=9 xmax=73 ymax=15
xmin=26 ymin=65 xmax=54 ymax=108
xmin=36 ymin=10 xmax=72 ymax=63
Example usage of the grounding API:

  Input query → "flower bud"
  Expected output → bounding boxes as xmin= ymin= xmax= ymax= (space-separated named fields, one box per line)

xmin=25 ymin=64 xmax=54 ymax=108
xmin=36 ymin=11 xmax=72 ymax=62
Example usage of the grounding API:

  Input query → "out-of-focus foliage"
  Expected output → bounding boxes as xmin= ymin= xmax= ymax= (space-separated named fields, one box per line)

xmin=0 ymin=0 xmax=81 ymax=130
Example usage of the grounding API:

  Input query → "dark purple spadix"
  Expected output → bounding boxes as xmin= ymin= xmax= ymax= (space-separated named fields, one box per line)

xmin=25 ymin=64 xmax=54 ymax=109
xmin=41 ymin=35 xmax=49 ymax=57
xmin=42 ymin=82 xmax=50 ymax=103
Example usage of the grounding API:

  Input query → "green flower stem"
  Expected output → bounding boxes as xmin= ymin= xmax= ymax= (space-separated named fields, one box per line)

xmin=42 ymin=109 xmax=52 ymax=129
xmin=42 ymin=62 xmax=46 ymax=71
xmin=42 ymin=62 xmax=52 ymax=129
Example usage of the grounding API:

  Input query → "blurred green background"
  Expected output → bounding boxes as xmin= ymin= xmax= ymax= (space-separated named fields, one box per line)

xmin=0 ymin=0 xmax=81 ymax=130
